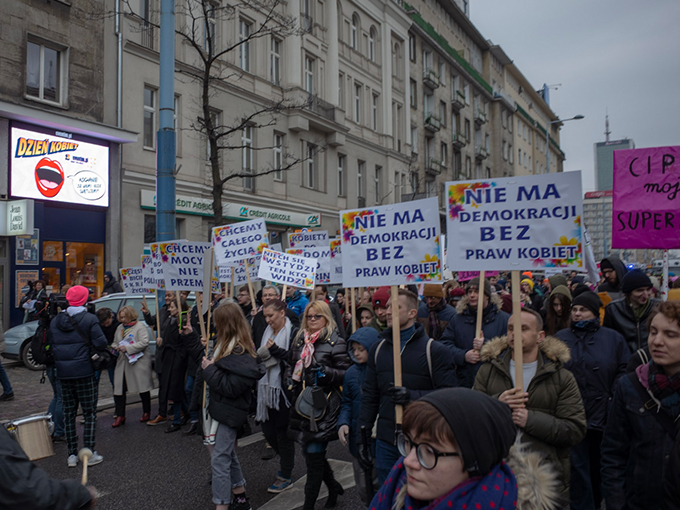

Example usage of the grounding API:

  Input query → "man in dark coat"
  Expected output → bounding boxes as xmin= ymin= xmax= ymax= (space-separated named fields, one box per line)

xmin=603 ymin=270 xmax=660 ymax=353
xmin=416 ymin=283 xmax=457 ymax=341
xmin=441 ymin=277 xmax=509 ymax=387
xmin=357 ymin=289 xmax=457 ymax=485
xmin=597 ymin=256 xmax=628 ymax=301
xmin=102 ymin=271 xmax=123 ymax=296
xmin=50 ymin=285 xmax=107 ymax=467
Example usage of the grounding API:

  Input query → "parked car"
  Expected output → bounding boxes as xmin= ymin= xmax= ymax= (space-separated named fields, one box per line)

xmin=2 ymin=293 xmax=194 ymax=371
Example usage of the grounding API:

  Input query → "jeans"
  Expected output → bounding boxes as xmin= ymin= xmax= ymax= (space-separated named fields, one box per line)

xmin=212 ymin=422 xmax=246 ymax=505
xmin=185 ymin=375 xmax=199 ymax=422
xmin=173 ymin=401 xmax=189 ymax=425
xmin=570 ymin=429 xmax=604 ymax=510
xmin=0 ymin=362 xmax=13 ymax=394
xmin=375 ymin=439 xmax=401 ymax=486
xmin=261 ymin=405 xmax=295 ymax=479
xmin=46 ymin=365 xmax=64 ymax=437
xmin=93 ymin=365 xmax=115 ymax=406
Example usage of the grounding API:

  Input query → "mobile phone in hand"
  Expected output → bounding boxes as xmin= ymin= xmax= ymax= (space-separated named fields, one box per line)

xmin=179 ymin=310 xmax=189 ymax=329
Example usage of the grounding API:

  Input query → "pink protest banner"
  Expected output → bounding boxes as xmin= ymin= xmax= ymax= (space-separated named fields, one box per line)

xmin=612 ymin=145 xmax=680 ymax=249
xmin=457 ymin=270 xmax=499 ymax=282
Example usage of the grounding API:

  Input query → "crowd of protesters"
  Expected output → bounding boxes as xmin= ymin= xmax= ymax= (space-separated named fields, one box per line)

xmin=2 ymin=254 xmax=680 ymax=510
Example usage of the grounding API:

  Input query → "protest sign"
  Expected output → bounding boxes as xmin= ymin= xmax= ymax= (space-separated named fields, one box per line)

xmin=457 ymin=270 xmax=499 ymax=282
xmin=212 ymin=218 xmax=268 ymax=266
xmin=217 ymin=257 xmax=261 ymax=286
xmin=288 ymin=230 xmax=329 ymax=248
xmin=258 ymin=248 xmax=316 ymax=289
xmin=339 ymin=197 xmax=442 ymax=287
xmin=330 ymin=239 xmax=343 ymax=284
xmin=160 ymin=241 xmax=211 ymax=291
xmin=446 ymin=172 xmax=583 ymax=271
xmin=119 ymin=267 xmax=147 ymax=295
xmin=287 ymin=245 xmax=331 ymax=284
xmin=150 ymin=243 xmax=166 ymax=290
xmin=612 ymin=145 xmax=680 ymax=249
xmin=141 ymin=254 xmax=156 ymax=291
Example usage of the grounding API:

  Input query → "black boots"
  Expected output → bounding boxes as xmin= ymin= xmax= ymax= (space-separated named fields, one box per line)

xmin=303 ymin=452 xmax=326 ymax=510
xmin=323 ymin=459 xmax=344 ymax=508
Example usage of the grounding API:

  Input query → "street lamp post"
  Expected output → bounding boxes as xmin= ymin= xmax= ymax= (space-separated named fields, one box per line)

xmin=546 ymin=115 xmax=584 ymax=173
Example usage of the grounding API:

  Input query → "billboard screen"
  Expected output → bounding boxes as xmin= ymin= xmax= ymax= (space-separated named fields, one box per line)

xmin=10 ymin=126 xmax=110 ymax=207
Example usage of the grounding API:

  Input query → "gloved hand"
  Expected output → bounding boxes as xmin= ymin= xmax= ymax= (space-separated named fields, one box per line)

xmin=386 ymin=385 xmax=411 ymax=406
xmin=357 ymin=436 xmax=374 ymax=471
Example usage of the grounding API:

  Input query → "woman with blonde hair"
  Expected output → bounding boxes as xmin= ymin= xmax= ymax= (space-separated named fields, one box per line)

xmin=111 ymin=306 xmax=154 ymax=427
xmin=200 ymin=302 xmax=265 ymax=510
xmin=286 ymin=300 xmax=351 ymax=510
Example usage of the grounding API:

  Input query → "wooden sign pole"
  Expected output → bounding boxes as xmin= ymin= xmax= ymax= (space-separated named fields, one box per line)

xmin=511 ymin=270 xmax=523 ymax=390
xmin=154 ymin=292 xmax=161 ymax=338
xmin=196 ymin=293 xmax=207 ymax=340
xmin=475 ymin=270 xmax=486 ymax=340
xmin=230 ymin=267 xmax=235 ymax=298
xmin=244 ymin=260 xmax=257 ymax=313
xmin=176 ymin=292 xmax=183 ymax=328
xmin=282 ymin=284 xmax=287 ymax=303
xmin=391 ymin=285 xmax=403 ymax=425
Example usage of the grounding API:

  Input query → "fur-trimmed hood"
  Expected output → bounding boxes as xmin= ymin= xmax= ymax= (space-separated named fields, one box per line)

xmin=479 ymin=335 xmax=572 ymax=365
xmin=456 ymin=293 xmax=503 ymax=314
xmin=506 ymin=435 xmax=561 ymax=510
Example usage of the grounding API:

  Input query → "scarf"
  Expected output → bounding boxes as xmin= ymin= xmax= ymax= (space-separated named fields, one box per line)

xmin=292 ymin=329 xmax=323 ymax=382
xmin=645 ymin=361 xmax=680 ymax=418
xmin=427 ymin=298 xmax=447 ymax=341
xmin=371 ymin=457 xmax=517 ymax=510
xmin=256 ymin=318 xmax=292 ymax=422
xmin=571 ymin=317 xmax=600 ymax=333
xmin=630 ymin=297 xmax=652 ymax=322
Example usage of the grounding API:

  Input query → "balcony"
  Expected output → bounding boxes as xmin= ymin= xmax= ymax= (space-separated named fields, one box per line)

xmin=424 ymin=113 xmax=441 ymax=133
xmin=451 ymin=90 xmax=465 ymax=111
xmin=141 ymin=24 xmax=154 ymax=50
xmin=452 ymin=131 xmax=466 ymax=149
xmin=308 ymin=95 xmax=335 ymax=122
xmin=474 ymin=108 xmax=487 ymax=126
xmin=426 ymin=158 xmax=443 ymax=175
xmin=475 ymin=145 xmax=489 ymax=160
xmin=301 ymin=13 xmax=313 ymax=33
xmin=423 ymin=68 xmax=440 ymax=90
xmin=493 ymin=88 xmax=515 ymax=110
xmin=358 ymin=196 xmax=366 ymax=208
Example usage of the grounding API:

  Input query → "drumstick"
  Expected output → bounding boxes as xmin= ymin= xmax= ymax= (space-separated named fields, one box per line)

xmin=78 ymin=448 xmax=93 ymax=485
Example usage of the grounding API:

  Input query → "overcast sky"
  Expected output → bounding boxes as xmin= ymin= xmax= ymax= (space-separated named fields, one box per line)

xmin=471 ymin=0 xmax=680 ymax=192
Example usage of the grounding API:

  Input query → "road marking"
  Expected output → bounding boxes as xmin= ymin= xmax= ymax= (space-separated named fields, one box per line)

xmin=258 ymin=459 xmax=355 ymax=510
xmin=237 ymin=431 xmax=264 ymax=447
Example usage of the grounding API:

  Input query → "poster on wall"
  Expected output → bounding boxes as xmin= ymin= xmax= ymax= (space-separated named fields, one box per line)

xmin=10 ymin=126 xmax=110 ymax=207
xmin=16 ymin=228 xmax=39 ymax=265
xmin=16 ymin=270 xmax=39 ymax=307
xmin=42 ymin=241 xmax=63 ymax=262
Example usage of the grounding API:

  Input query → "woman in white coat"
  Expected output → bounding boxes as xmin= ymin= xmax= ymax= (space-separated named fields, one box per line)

xmin=111 ymin=306 xmax=154 ymax=427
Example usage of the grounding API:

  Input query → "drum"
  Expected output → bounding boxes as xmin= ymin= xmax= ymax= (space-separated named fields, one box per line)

xmin=6 ymin=414 xmax=55 ymax=461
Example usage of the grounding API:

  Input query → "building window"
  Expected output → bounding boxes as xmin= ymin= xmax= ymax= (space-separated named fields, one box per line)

xmin=338 ymin=154 xmax=346 ymax=196
xmin=440 ymin=142 xmax=447 ymax=167
xmin=508 ymin=115 xmax=513 ymax=133
xmin=305 ymin=143 xmax=316 ymax=189
xmin=409 ymin=34 xmax=416 ymax=61
xmin=143 ymin=86 xmax=156 ymax=149
xmin=392 ymin=42 xmax=401 ymax=77
xmin=273 ymin=133 xmax=283 ymax=181
xmin=438 ymin=61 xmax=446 ymax=85
xmin=26 ymin=40 xmax=66 ymax=104
xmin=239 ymin=20 xmax=251 ymax=72
xmin=501 ymin=110 xmax=507 ymax=128
xmin=374 ymin=165 xmax=382 ymax=203
xmin=464 ymin=119 xmax=470 ymax=142
xmin=372 ymin=93 xmax=379 ymax=131
xmin=301 ymin=0 xmax=313 ymax=31
xmin=338 ymin=73 xmax=345 ymax=108
xmin=409 ymin=79 xmax=417 ymax=108
xmin=411 ymin=126 xmax=418 ymax=154
xmin=204 ymin=3 xmax=216 ymax=54
xmin=509 ymin=144 xmax=514 ymax=163
xmin=465 ymin=156 xmax=472 ymax=178
xmin=358 ymin=160 xmax=365 ymax=198
xmin=354 ymin=83 xmax=362 ymax=123
xmin=439 ymin=101 xmax=447 ymax=127
xmin=368 ymin=27 xmax=376 ymax=62
xmin=502 ymin=140 xmax=507 ymax=160
xmin=485 ymin=133 xmax=490 ymax=152
xmin=305 ymin=57 xmax=314 ymax=94
xmin=270 ymin=38 xmax=281 ymax=84
xmin=242 ymin=126 xmax=253 ymax=190
xmin=463 ymin=83 xmax=470 ymax=105
xmin=351 ymin=14 xmax=359 ymax=50
xmin=529 ymin=155 xmax=532 ymax=171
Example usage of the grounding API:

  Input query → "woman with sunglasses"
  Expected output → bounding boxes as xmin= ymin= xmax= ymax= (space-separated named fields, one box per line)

xmin=286 ymin=300 xmax=351 ymax=510
xmin=371 ymin=387 xmax=560 ymax=510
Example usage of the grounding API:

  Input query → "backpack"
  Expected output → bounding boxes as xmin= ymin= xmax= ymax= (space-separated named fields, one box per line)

xmin=31 ymin=321 xmax=53 ymax=366
xmin=374 ymin=337 xmax=435 ymax=385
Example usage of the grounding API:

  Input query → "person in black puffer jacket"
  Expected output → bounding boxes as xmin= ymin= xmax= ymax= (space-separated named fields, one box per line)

xmin=50 ymin=285 xmax=107 ymax=468
xmin=102 ymin=271 xmax=123 ymax=296
xmin=285 ymin=300 xmax=351 ymax=510
xmin=199 ymin=302 xmax=265 ymax=510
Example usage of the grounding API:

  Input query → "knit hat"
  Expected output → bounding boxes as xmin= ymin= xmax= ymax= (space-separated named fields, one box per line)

xmin=520 ymin=278 xmax=534 ymax=292
xmin=105 ymin=271 xmax=114 ymax=280
xmin=467 ymin=277 xmax=491 ymax=298
xmin=420 ymin=388 xmax=516 ymax=477
xmin=571 ymin=291 xmax=602 ymax=317
xmin=522 ymin=271 xmax=533 ymax=279
xmin=450 ymin=287 xmax=466 ymax=298
xmin=621 ymin=270 xmax=653 ymax=294
xmin=571 ymin=275 xmax=584 ymax=285
xmin=423 ymin=284 xmax=445 ymax=298
xmin=548 ymin=274 xmax=568 ymax=289
xmin=600 ymin=258 xmax=614 ymax=271
xmin=66 ymin=285 xmax=89 ymax=307
xmin=571 ymin=283 xmax=591 ymax=298
xmin=550 ymin=285 xmax=572 ymax=301
xmin=372 ymin=286 xmax=390 ymax=308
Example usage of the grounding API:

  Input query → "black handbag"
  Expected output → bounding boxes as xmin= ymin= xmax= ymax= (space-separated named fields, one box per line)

xmin=69 ymin=316 xmax=112 ymax=371
xmin=294 ymin=368 xmax=331 ymax=432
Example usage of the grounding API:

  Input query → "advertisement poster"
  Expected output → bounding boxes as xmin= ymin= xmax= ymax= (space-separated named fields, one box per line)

xmin=287 ymin=230 xmax=329 ymax=248
xmin=258 ymin=249 xmax=316 ymax=289
xmin=43 ymin=241 xmax=63 ymax=262
xmin=16 ymin=270 xmax=39 ymax=307
xmin=16 ymin=228 xmax=39 ymax=265
xmin=446 ymin=172 xmax=583 ymax=271
xmin=612 ymin=145 xmax=680 ymax=249
xmin=10 ymin=127 xmax=110 ymax=207
xmin=340 ymin=197 xmax=442 ymax=287
xmin=212 ymin=218 xmax=269 ymax=266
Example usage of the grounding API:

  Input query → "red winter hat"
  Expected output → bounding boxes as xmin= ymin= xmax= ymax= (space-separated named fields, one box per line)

xmin=372 ymin=286 xmax=390 ymax=308
xmin=66 ymin=285 xmax=89 ymax=307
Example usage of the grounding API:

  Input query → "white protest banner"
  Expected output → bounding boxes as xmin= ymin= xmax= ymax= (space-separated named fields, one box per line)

xmin=287 ymin=230 xmax=329 ymax=248
xmin=150 ymin=243 xmax=166 ymax=290
xmin=160 ymin=241 xmax=212 ymax=291
xmin=446 ymin=172 xmax=583 ymax=271
xmin=258 ymin=248 xmax=316 ymax=289
xmin=119 ymin=267 xmax=147 ymax=295
xmin=287 ymin=246 xmax=331 ymax=284
xmin=330 ymin=239 xmax=343 ymax=284
xmin=339 ymin=197 xmax=442 ymax=287
xmin=212 ymin=218 xmax=268 ymax=266
xmin=217 ymin=256 xmax=262 ymax=286
xmin=141 ymin=254 xmax=156 ymax=291
xmin=543 ymin=268 xmax=564 ymax=277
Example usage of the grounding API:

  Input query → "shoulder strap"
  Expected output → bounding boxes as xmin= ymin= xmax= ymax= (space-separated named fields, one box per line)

xmin=636 ymin=348 xmax=649 ymax=365
xmin=374 ymin=339 xmax=386 ymax=365
xmin=627 ymin=372 xmax=677 ymax=438
xmin=426 ymin=338 xmax=434 ymax=385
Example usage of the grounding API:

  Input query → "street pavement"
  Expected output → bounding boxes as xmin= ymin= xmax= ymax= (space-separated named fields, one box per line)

xmin=1 ymin=360 xmax=366 ymax=510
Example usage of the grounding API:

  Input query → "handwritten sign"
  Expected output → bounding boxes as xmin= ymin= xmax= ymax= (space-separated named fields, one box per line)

xmin=160 ymin=241 xmax=211 ymax=291
xmin=287 ymin=246 xmax=331 ymax=284
xmin=340 ymin=197 xmax=442 ymax=287
xmin=330 ymin=239 xmax=343 ymax=284
xmin=150 ymin=243 xmax=166 ymax=290
xmin=141 ymin=254 xmax=156 ymax=292
xmin=457 ymin=271 xmax=499 ymax=282
xmin=612 ymin=145 xmax=680 ymax=249
xmin=258 ymin=249 xmax=316 ymax=289
xmin=212 ymin=218 xmax=268 ymax=266
xmin=446 ymin=172 xmax=583 ymax=271
xmin=119 ymin=267 xmax=147 ymax=295
xmin=217 ymin=257 xmax=261 ymax=286
xmin=288 ymin=230 xmax=329 ymax=248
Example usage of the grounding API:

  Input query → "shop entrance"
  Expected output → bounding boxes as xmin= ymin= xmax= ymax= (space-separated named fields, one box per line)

xmin=41 ymin=241 xmax=104 ymax=297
